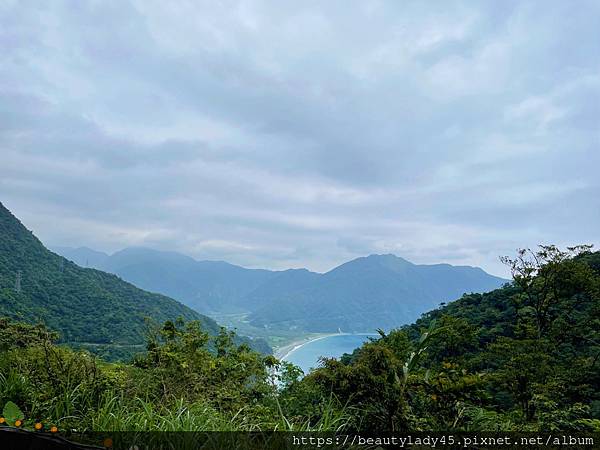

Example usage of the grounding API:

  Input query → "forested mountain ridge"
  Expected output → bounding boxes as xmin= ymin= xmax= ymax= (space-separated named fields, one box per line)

xmin=310 ymin=245 xmax=600 ymax=431
xmin=55 ymin=247 xmax=506 ymax=333
xmin=249 ymin=254 xmax=507 ymax=332
xmin=0 ymin=202 xmax=270 ymax=358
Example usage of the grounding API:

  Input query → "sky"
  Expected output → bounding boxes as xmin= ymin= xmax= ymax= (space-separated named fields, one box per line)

xmin=1 ymin=0 xmax=599 ymax=277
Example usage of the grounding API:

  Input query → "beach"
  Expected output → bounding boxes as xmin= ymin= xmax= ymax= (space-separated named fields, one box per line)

xmin=274 ymin=333 xmax=344 ymax=360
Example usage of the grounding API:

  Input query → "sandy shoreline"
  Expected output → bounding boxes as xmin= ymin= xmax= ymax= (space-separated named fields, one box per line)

xmin=274 ymin=333 xmax=340 ymax=360
xmin=274 ymin=332 xmax=377 ymax=361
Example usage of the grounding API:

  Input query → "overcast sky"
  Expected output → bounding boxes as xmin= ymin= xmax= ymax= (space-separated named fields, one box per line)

xmin=1 ymin=1 xmax=599 ymax=276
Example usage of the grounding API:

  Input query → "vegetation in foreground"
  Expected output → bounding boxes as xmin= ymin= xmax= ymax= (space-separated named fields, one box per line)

xmin=0 ymin=245 xmax=599 ymax=433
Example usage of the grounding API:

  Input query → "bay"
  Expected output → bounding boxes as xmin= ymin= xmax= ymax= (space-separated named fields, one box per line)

xmin=283 ymin=334 xmax=377 ymax=374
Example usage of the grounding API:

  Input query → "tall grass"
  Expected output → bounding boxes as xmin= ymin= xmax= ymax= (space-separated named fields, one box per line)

xmin=1 ymin=320 xmax=361 ymax=434
xmin=274 ymin=394 xmax=356 ymax=432
xmin=89 ymin=394 xmax=355 ymax=432
xmin=91 ymin=394 xmax=232 ymax=431
xmin=1 ymin=365 xmax=357 ymax=432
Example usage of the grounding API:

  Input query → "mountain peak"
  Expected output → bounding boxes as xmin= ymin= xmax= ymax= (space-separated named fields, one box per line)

xmin=329 ymin=253 xmax=413 ymax=275
xmin=365 ymin=253 xmax=411 ymax=262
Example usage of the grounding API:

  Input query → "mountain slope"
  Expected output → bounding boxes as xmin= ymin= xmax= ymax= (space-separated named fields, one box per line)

xmin=243 ymin=268 xmax=322 ymax=312
xmin=51 ymin=246 xmax=109 ymax=268
xmin=0 ymin=202 xmax=270 ymax=357
xmin=57 ymin=246 xmax=278 ymax=314
xmin=307 ymin=248 xmax=600 ymax=432
xmin=248 ymin=254 xmax=507 ymax=332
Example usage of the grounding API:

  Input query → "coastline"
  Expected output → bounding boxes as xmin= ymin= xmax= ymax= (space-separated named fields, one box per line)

xmin=274 ymin=332 xmax=377 ymax=361
xmin=274 ymin=333 xmax=340 ymax=360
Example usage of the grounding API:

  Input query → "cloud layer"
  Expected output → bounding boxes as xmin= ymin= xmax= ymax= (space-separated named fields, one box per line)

xmin=2 ymin=0 xmax=599 ymax=276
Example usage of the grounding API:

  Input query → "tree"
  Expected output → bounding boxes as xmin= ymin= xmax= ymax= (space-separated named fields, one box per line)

xmin=500 ymin=245 xmax=596 ymax=339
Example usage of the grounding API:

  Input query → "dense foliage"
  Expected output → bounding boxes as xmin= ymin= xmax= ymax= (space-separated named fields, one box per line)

xmin=298 ymin=246 xmax=600 ymax=432
xmin=0 ymin=318 xmax=348 ymax=432
xmin=1 ymin=244 xmax=598 ymax=433
xmin=0 ymin=202 xmax=270 ymax=359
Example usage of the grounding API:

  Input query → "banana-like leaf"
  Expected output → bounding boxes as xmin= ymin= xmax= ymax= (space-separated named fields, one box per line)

xmin=3 ymin=401 xmax=24 ymax=424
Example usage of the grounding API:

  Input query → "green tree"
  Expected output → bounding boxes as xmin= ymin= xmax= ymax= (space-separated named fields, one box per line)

xmin=500 ymin=245 xmax=596 ymax=339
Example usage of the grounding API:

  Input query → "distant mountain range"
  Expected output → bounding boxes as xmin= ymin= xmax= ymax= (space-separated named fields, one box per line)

xmin=0 ymin=202 xmax=270 ymax=359
xmin=54 ymin=246 xmax=507 ymax=333
xmin=249 ymin=254 xmax=507 ymax=331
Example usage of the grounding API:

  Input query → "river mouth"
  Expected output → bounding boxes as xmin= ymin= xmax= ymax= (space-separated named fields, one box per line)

xmin=281 ymin=333 xmax=378 ymax=374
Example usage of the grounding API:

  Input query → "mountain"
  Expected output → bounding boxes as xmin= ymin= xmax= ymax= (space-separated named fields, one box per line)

xmin=57 ymin=246 xmax=278 ymax=314
xmin=51 ymin=246 xmax=109 ymax=268
xmin=248 ymin=254 xmax=507 ymax=332
xmin=308 ymin=248 xmax=600 ymax=432
xmin=243 ymin=268 xmax=321 ymax=312
xmin=0 ymin=202 xmax=270 ymax=358
xmin=54 ymin=246 xmax=506 ymax=334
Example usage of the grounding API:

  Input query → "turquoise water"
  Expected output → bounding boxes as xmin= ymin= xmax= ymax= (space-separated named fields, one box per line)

xmin=284 ymin=334 xmax=376 ymax=374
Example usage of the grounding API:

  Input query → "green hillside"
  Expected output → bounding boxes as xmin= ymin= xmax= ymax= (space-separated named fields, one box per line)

xmin=300 ymin=245 xmax=600 ymax=431
xmin=0 ymin=202 xmax=270 ymax=358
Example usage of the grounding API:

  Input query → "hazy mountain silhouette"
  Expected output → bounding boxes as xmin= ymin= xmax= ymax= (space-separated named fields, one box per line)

xmin=249 ymin=254 xmax=507 ymax=332
xmin=54 ymin=247 xmax=506 ymax=333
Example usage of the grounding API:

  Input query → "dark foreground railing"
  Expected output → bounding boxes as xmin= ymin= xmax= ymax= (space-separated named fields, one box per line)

xmin=0 ymin=428 xmax=102 ymax=450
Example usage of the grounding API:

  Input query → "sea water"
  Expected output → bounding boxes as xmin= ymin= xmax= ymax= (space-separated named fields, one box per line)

xmin=283 ymin=334 xmax=377 ymax=374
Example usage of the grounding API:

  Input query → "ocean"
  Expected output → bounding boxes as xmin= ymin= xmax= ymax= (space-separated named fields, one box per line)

xmin=283 ymin=334 xmax=377 ymax=374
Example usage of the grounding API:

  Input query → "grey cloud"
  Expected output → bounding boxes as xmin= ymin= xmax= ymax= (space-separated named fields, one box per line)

xmin=1 ymin=0 xmax=599 ymax=277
